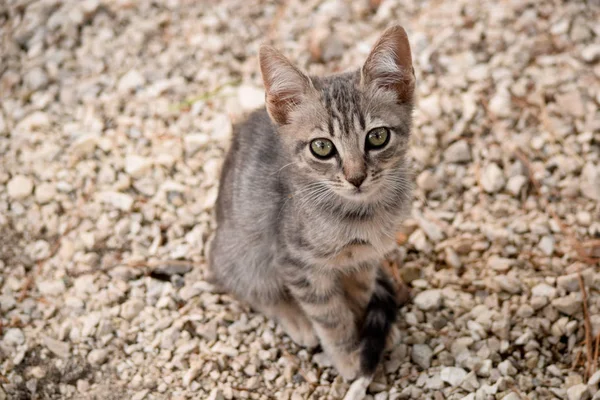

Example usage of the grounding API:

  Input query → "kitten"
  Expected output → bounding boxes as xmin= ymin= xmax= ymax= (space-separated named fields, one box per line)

xmin=209 ymin=25 xmax=415 ymax=380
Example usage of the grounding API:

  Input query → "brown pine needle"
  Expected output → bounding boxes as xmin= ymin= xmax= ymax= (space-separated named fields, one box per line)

xmin=578 ymin=273 xmax=593 ymax=380
xmin=594 ymin=333 xmax=600 ymax=374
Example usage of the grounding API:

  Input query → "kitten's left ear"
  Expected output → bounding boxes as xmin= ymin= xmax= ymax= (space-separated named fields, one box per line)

xmin=361 ymin=25 xmax=415 ymax=103
xmin=259 ymin=45 xmax=315 ymax=125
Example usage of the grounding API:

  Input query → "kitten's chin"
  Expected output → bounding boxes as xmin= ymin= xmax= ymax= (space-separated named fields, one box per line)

xmin=336 ymin=185 xmax=380 ymax=203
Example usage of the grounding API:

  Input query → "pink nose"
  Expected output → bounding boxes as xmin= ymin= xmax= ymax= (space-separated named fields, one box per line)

xmin=346 ymin=173 xmax=366 ymax=188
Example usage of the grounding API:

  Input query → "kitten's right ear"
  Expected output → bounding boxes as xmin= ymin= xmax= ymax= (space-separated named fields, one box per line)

xmin=259 ymin=45 xmax=313 ymax=125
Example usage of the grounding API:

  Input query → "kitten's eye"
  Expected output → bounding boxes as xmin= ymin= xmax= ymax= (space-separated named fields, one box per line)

xmin=366 ymin=127 xmax=390 ymax=149
xmin=310 ymin=138 xmax=336 ymax=159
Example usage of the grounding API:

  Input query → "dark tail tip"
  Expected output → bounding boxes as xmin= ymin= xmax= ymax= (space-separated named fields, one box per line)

xmin=359 ymin=272 xmax=398 ymax=375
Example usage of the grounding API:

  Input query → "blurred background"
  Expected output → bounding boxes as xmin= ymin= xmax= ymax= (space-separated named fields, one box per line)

xmin=0 ymin=0 xmax=599 ymax=399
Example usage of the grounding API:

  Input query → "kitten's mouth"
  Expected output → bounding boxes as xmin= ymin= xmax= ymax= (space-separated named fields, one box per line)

xmin=338 ymin=185 xmax=377 ymax=202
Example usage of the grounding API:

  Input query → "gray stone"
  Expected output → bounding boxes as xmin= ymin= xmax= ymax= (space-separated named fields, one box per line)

xmin=506 ymin=175 xmax=527 ymax=196
xmin=413 ymin=289 xmax=443 ymax=311
xmin=417 ymin=170 xmax=438 ymax=191
xmin=3 ymin=328 xmax=25 ymax=346
xmin=481 ymin=163 xmax=505 ymax=193
xmin=87 ymin=349 xmax=109 ymax=365
xmin=552 ymin=293 xmax=583 ymax=316
xmin=539 ymin=236 xmax=555 ymax=256
xmin=42 ymin=335 xmax=70 ymax=358
xmin=34 ymin=183 xmax=57 ymax=204
xmin=121 ymin=299 xmax=145 ymax=320
xmin=498 ymin=360 xmax=517 ymax=376
xmin=532 ymin=283 xmax=557 ymax=299
xmin=444 ymin=140 xmax=472 ymax=163
xmin=440 ymin=367 xmax=467 ymax=387
xmin=411 ymin=344 xmax=433 ymax=369
xmin=7 ymin=175 xmax=34 ymax=199
xmin=567 ymin=384 xmax=590 ymax=400
xmin=118 ymin=69 xmax=145 ymax=93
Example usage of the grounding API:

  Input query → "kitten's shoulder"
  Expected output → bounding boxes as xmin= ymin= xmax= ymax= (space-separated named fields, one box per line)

xmin=234 ymin=108 xmax=274 ymax=139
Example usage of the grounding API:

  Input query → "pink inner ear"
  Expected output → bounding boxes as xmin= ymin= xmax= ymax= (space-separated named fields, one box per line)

xmin=362 ymin=26 xmax=415 ymax=102
xmin=259 ymin=46 xmax=311 ymax=125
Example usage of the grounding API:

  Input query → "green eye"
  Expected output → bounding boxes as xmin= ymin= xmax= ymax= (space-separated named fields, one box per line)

xmin=366 ymin=127 xmax=390 ymax=149
xmin=310 ymin=138 xmax=336 ymax=159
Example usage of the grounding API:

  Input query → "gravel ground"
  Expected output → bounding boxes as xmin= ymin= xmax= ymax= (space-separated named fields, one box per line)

xmin=1 ymin=0 xmax=600 ymax=399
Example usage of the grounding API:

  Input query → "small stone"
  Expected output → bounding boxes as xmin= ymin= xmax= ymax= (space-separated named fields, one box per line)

xmin=25 ymin=67 xmax=49 ymax=91
xmin=580 ymin=163 xmax=600 ymax=201
xmin=444 ymin=140 xmax=472 ymax=163
xmin=87 ymin=349 xmax=109 ymax=366
xmin=121 ymin=299 xmax=145 ymax=320
xmin=417 ymin=170 xmax=438 ymax=192
xmin=182 ymin=365 xmax=201 ymax=387
xmin=555 ymin=91 xmax=585 ymax=118
xmin=503 ymin=393 xmax=521 ymax=400
xmin=567 ymin=384 xmax=590 ymax=400
xmin=481 ymin=163 xmax=505 ymax=193
xmin=125 ymin=155 xmax=153 ymax=178
xmin=445 ymin=247 xmax=461 ymax=268
xmin=420 ymin=94 xmax=442 ymax=119
xmin=498 ymin=360 xmax=517 ymax=376
xmin=34 ymin=183 xmax=57 ymax=204
xmin=15 ymin=112 xmax=50 ymax=134
xmin=3 ymin=328 xmax=25 ymax=346
xmin=588 ymin=370 xmax=600 ymax=386
xmin=557 ymin=273 xmax=580 ymax=292
xmin=489 ymin=88 xmax=512 ymax=118
xmin=440 ymin=367 xmax=468 ymax=387
xmin=539 ymin=236 xmax=555 ymax=256
xmin=552 ymin=293 xmax=583 ymax=316
xmin=42 ymin=335 xmax=70 ymax=358
xmin=98 ymin=191 xmax=134 ymax=211
xmin=37 ymin=280 xmax=66 ymax=296
xmin=211 ymin=342 xmax=238 ymax=357
xmin=582 ymin=44 xmax=600 ymax=63
xmin=414 ymin=289 xmax=442 ymax=311
xmin=516 ymin=304 xmax=534 ymax=318
xmin=506 ymin=175 xmax=527 ymax=196
xmin=207 ymin=388 xmax=225 ymax=400
xmin=7 ymin=175 xmax=34 ymax=199
xmin=151 ymin=262 xmax=192 ymax=277
xmin=71 ymin=134 xmax=98 ymax=156
xmin=532 ymin=283 xmax=557 ymax=299
xmin=118 ymin=69 xmax=145 ymax=93
xmin=487 ymin=256 xmax=513 ymax=272
xmin=411 ymin=344 xmax=432 ymax=369
xmin=184 ymin=133 xmax=210 ymax=155
xmin=460 ymin=371 xmax=480 ymax=392
xmin=576 ymin=211 xmax=592 ymax=227
xmin=415 ymin=213 xmax=445 ymax=243
xmin=238 ymin=85 xmax=265 ymax=111
xmin=0 ymin=295 xmax=16 ymax=312
xmin=309 ymin=28 xmax=344 ymax=62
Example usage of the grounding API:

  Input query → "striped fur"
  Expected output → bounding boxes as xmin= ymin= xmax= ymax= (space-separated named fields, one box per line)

xmin=209 ymin=26 xmax=415 ymax=380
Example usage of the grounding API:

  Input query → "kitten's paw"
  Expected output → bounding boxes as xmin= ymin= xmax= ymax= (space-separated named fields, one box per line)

xmin=385 ymin=324 xmax=401 ymax=352
xmin=333 ymin=350 xmax=362 ymax=382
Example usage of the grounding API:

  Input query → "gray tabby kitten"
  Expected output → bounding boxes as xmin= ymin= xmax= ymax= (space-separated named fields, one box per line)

xmin=209 ymin=25 xmax=415 ymax=380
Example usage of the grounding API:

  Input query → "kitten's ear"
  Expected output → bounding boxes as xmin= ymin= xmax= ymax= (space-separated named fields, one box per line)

xmin=361 ymin=25 xmax=415 ymax=103
xmin=259 ymin=45 xmax=314 ymax=125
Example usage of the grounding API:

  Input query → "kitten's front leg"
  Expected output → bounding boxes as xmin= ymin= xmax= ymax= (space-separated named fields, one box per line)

xmin=287 ymin=272 xmax=363 ymax=381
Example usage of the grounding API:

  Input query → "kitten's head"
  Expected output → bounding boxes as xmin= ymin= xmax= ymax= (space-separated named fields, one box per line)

xmin=259 ymin=26 xmax=415 ymax=205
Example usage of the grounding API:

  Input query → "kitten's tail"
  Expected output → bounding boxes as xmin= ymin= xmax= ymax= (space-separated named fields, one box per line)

xmin=359 ymin=269 xmax=399 ymax=375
